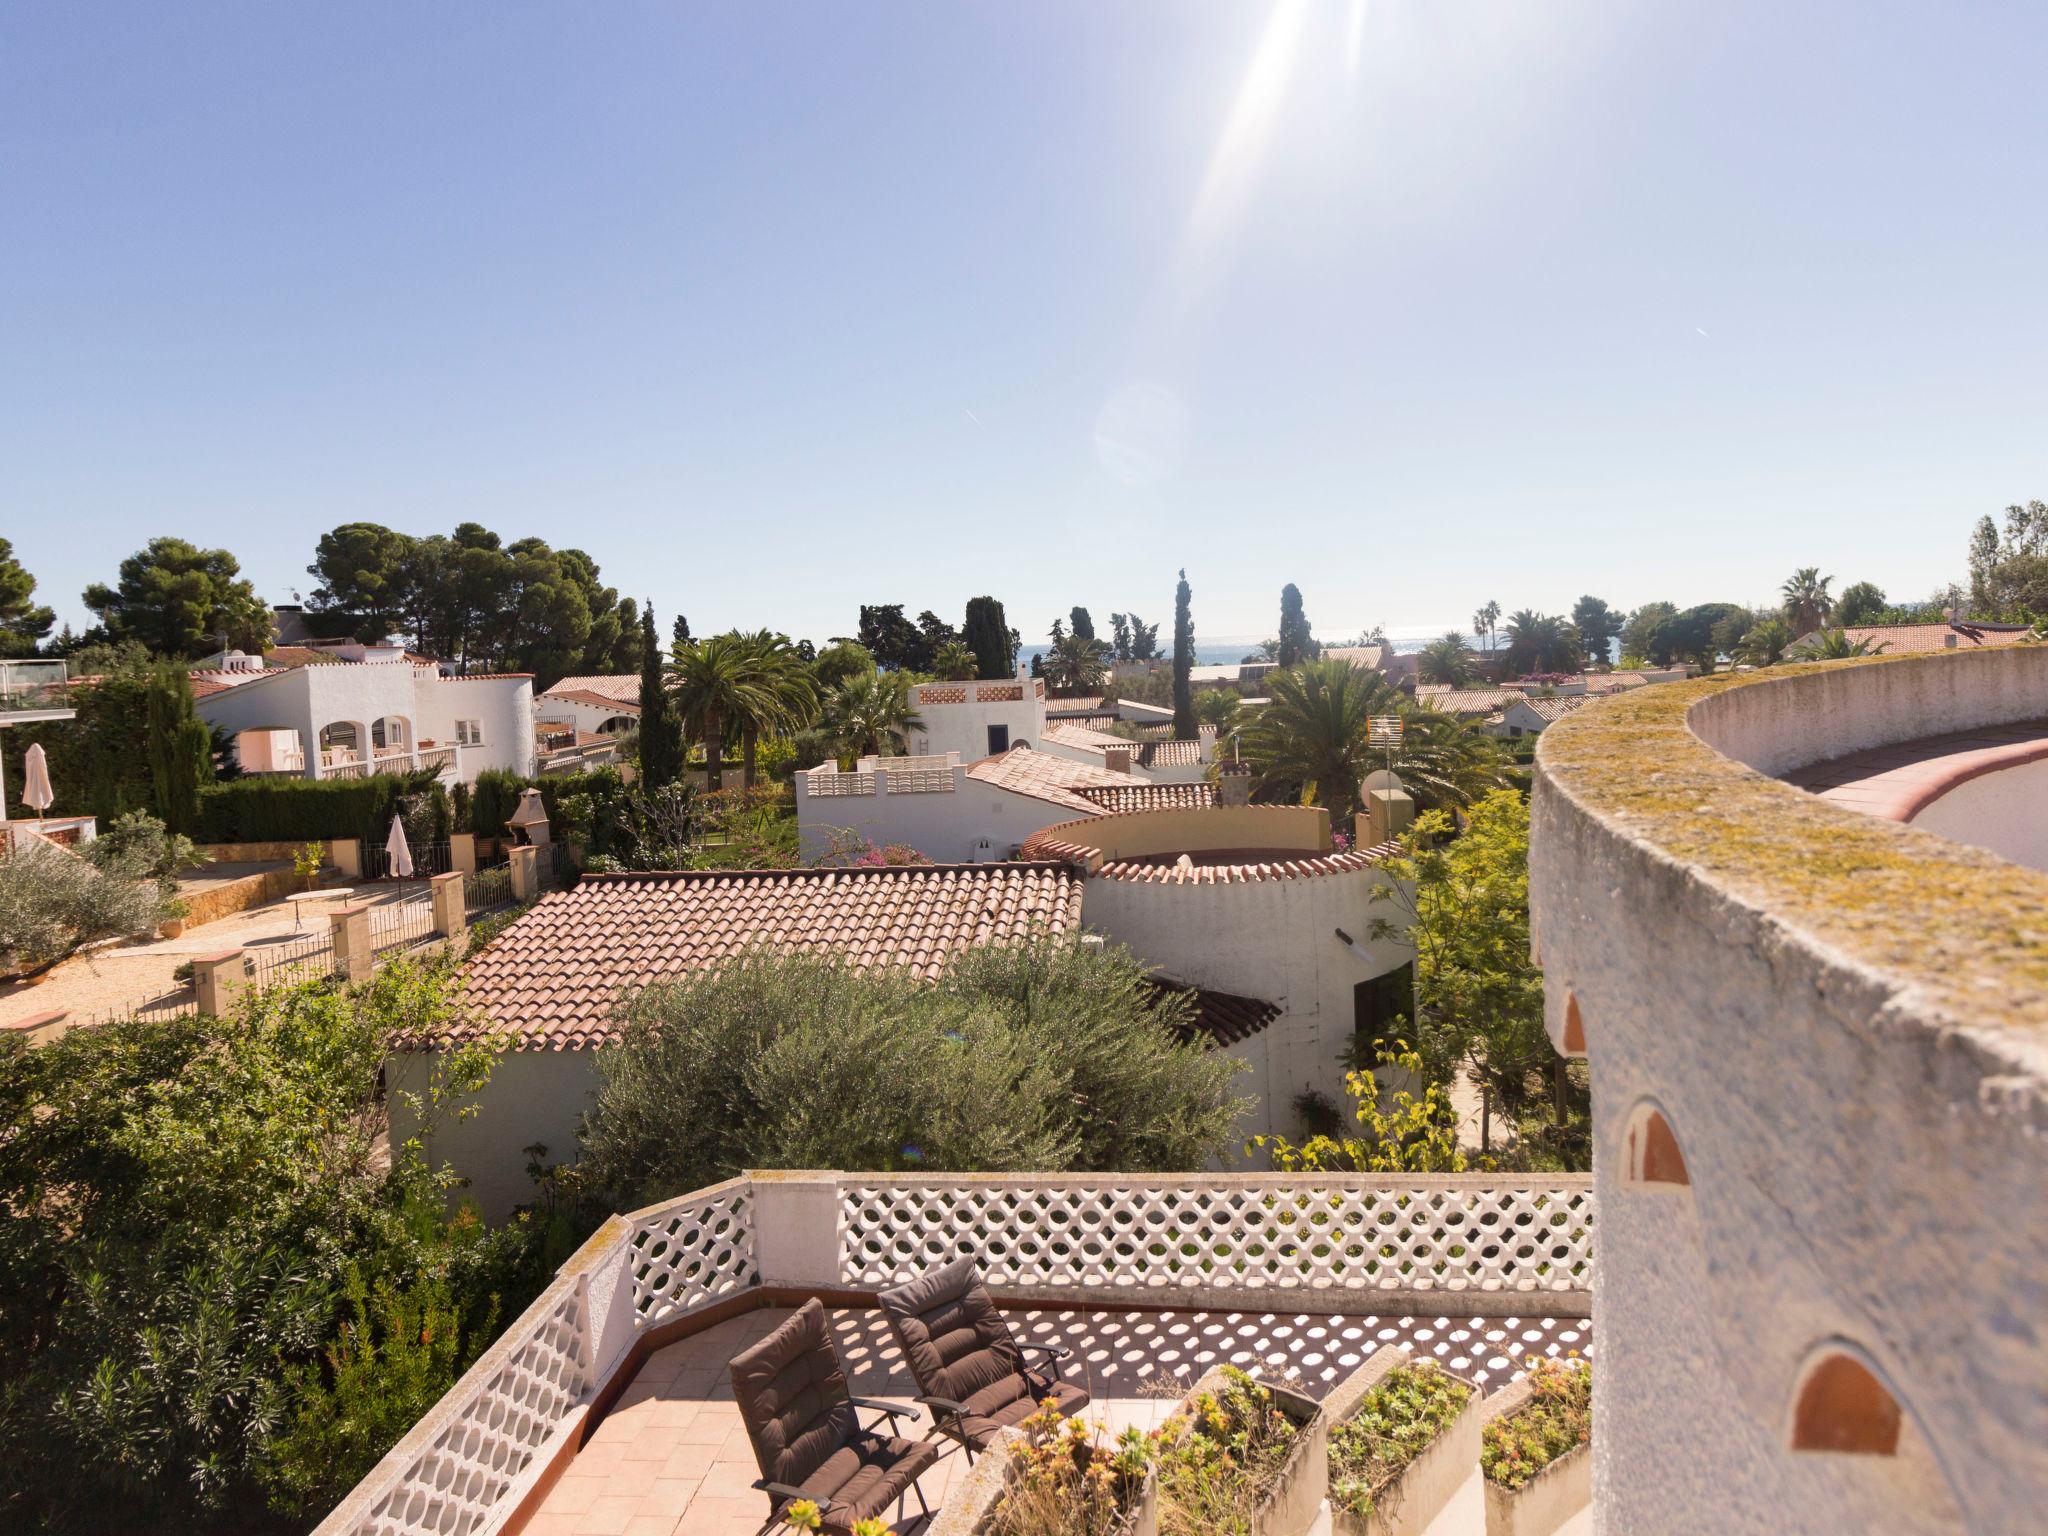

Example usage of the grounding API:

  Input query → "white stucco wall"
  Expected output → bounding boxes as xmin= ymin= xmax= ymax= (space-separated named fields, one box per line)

xmin=537 ymin=694 xmax=636 ymax=737
xmin=1532 ymin=652 xmax=2048 ymax=1535
xmin=1077 ymin=864 xmax=1414 ymax=1146
xmin=907 ymin=681 xmax=1048 ymax=760
xmin=389 ymin=1048 xmax=600 ymax=1222
xmin=1909 ymin=758 xmax=2048 ymax=872
xmin=416 ymin=674 xmax=536 ymax=776
xmin=795 ymin=769 xmax=1086 ymax=862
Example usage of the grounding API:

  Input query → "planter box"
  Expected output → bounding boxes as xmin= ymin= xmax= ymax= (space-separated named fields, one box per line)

xmin=1478 ymin=1370 xmax=1590 ymax=1536
xmin=1324 ymin=1345 xmax=1485 ymax=1536
xmin=1159 ymin=1367 xmax=1326 ymax=1536
xmin=926 ymin=1424 xmax=1158 ymax=1536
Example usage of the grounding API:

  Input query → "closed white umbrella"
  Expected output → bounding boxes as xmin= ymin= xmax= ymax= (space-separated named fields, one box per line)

xmin=21 ymin=744 xmax=54 ymax=816
xmin=384 ymin=814 xmax=414 ymax=879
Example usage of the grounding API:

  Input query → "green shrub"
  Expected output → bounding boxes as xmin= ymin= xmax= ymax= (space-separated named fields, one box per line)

xmin=0 ymin=959 xmax=566 ymax=1531
xmin=579 ymin=938 xmax=1249 ymax=1207
xmin=1152 ymin=1367 xmax=1302 ymax=1536
xmin=1481 ymin=1357 xmax=1592 ymax=1491
xmin=1329 ymin=1362 xmax=1473 ymax=1519
xmin=0 ymin=837 xmax=166 ymax=981
xmin=196 ymin=770 xmax=444 ymax=845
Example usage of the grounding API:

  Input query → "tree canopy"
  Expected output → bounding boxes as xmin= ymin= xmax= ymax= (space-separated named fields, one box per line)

xmin=0 ymin=537 xmax=56 ymax=657
xmin=84 ymin=537 xmax=271 ymax=658
xmin=1172 ymin=569 xmax=1195 ymax=738
xmin=962 ymin=595 xmax=1015 ymax=679
xmin=1277 ymin=583 xmax=1317 ymax=667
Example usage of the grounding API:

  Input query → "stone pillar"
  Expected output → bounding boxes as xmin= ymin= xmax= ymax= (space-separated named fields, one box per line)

xmin=330 ymin=903 xmax=374 ymax=983
xmin=509 ymin=845 xmax=540 ymax=902
xmin=430 ymin=871 xmax=465 ymax=940
xmin=192 ymin=949 xmax=249 ymax=1017
xmin=1217 ymin=762 xmax=1252 ymax=807
xmin=450 ymin=832 xmax=477 ymax=875
xmin=748 ymin=1170 xmax=845 ymax=1288
xmin=329 ymin=838 xmax=362 ymax=881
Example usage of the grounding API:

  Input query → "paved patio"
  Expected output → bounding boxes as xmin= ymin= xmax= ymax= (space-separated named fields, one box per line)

xmin=520 ymin=1304 xmax=1592 ymax=1536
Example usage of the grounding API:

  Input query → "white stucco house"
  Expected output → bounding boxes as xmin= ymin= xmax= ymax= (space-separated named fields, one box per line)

xmin=537 ymin=674 xmax=640 ymax=737
xmin=192 ymin=645 xmax=535 ymax=783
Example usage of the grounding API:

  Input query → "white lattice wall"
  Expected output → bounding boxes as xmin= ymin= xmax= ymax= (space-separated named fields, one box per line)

xmin=627 ymin=1182 xmax=758 ymax=1326
xmin=354 ymin=1284 xmax=590 ymax=1536
xmin=804 ymin=771 xmax=875 ymax=797
xmin=837 ymin=1176 xmax=1593 ymax=1296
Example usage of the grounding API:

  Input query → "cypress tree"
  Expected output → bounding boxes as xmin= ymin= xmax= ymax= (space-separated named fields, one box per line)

xmin=145 ymin=664 xmax=211 ymax=834
xmin=1277 ymin=583 xmax=1314 ymax=667
xmin=638 ymin=604 xmax=683 ymax=788
xmin=963 ymin=596 xmax=1014 ymax=680
xmin=1172 ymin=569 xmax=1195 ymax=739
xmin=1069 ymin=607 xmax=1096 ymax=644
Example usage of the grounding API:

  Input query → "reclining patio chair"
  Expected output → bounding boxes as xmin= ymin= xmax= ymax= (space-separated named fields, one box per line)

xmin=728 ymin=1298 xmax=939 ymax=1535
xmin=876 ymin=1255 xmax=1087 ymax=1461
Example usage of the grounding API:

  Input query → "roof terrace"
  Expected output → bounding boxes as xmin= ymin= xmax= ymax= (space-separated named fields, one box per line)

xmin=315 ymin=1170 xmax=1593 ymax=1536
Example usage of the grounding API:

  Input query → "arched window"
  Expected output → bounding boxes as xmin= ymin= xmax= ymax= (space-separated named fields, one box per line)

xmin=1621 ymin=1101 xmax=1689 ymax=1187
xmin=1561 ymin=992 xmax=1586 ymax=1055
xmin=1790 ymin=1348 xmax=1902 ymax=1456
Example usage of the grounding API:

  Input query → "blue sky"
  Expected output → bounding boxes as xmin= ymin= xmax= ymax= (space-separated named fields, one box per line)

xmin=6 ymin=1 xmax=2048 ymax=649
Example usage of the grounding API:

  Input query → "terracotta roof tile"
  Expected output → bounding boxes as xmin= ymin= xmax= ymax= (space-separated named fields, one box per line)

xmin=1149 ymin=978 xmax=1282 ymax=1047
xmin=964 ymin=746 xmax=1145 ymax=814
xmin=1519 ymin=696 xmax=1592 ymax=722
xmin=1076 ymin=783 xmax=1216 ymax=813
xmin=1041 ymin=719 xmax=1132 ymax=751
xmin=440 ymin=863 xmax=1086 ymax=1051
xmin=1830 ymin=623 xmax=2034 ymax=656
xmin=1417 ymin=688 xmax=1521 ymax=717
xmin=543 ymin=673 xmax=643 ymax=703
xmin=1137 ymin=738 xmax=1207 ymax=768
xmin=546 ymin=687 xmax=642 ymax=714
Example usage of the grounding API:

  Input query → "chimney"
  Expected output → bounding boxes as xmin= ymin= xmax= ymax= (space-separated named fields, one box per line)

xmin=1358 ymin=787 xmax=1415 ymax=847
xmin=1944 ymin=632 xmax=1958 ymax=649
xmin=1103 ymin=745 xmax=1133 ymax=775
xmin=1217 ymin=760 xmax=1252 ymax=807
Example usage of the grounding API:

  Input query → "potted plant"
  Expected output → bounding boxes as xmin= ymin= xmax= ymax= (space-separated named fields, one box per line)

xmin=1152 ymin=1366 xmax=1325 ymax=1536
xmin=1325 ymin=1346 xmax=1483 ymax=1536
xmin=927 ymin=1401 xmax=1157 ymax=1536
xmin=1479 ymin=1357 xmax=1591 ymax=1536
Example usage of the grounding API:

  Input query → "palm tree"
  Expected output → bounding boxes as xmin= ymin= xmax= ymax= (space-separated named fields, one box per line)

xmin=1788 ymin=628 xmax=1887 ymax=661
xmin=1781 ymin=568 xmax=1834 ymax=635
xmin=1386 ymin=709 xmax=1506 ymax=812
xmin=1043 ymin=631 xmax=1109 ymax=695
xmin=1473 ymin=600 xmax=1502 ymax=654
xmin=729 ymin=629 xmax=820 ymax=788
xmin=824 ymin=670 xmax=924 ymax=760
xmin=930 ymin=640 xmax=977 ymax=681
xmin=1504 ymin=611 xmax=1581 ymax=676
xmin=1418 ymin=632 xmax=1477 ymax=686
xmin=1239 ymin=659 xmax=1394 ymax=826
xmin=668 ymin=632 xmax=781 ymax=792
xmin=1734 ymin=616 xmax=1794 ymax=668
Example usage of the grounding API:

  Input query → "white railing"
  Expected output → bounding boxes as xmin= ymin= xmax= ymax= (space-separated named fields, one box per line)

xmin=415 ymin=746 xmax=456 ymax=774
xmin=805 ymin=770 xmax=876 ymax=797
xmin=878 ymin=766 xmax=954 ymax=794
xmin=0 ymin=657 xmax=69 ymax=717
xmin=838 ymin=1173 xmax=1593 ymax=1298
xmin=320 ymin=1171 xmax=1587 ymax=1536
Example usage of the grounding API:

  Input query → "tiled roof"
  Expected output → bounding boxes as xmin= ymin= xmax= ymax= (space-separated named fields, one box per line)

xmin=1418 ymin=688 xmax=1520 ymax=717
xmin=1045 ymin=695 xmax=1107 ymax=714
xmin=965 ymin=746 xmax=1143 ymax=814
xmin=546 ymin=687 xmax=642 ymax=714
xmin=1138 ymin=738 xmax=1206 ymax=768
xmin=265 ymin=645 xmax=349 ymax=668
xmin=544 ymin=673 xmax=642 ymax=703
xmin=1318 ymin=646 xmax=1386 ymax=669
xmin=1150 ymin=978 xmax=1282 ymax=1048
xmin=1517 ymin=696 xmax=1592 ymax=722
xmin=1828 ymin=623 xmax=2034 ymax=656
xmin=1020 ymin=817 xmax=1404 ymax=884
xmin=442 ymin=864 xmax=1086 ymax=1051
xmin=187 ymin=674 xmax=237 ymax=698
xmin=1042 ymin=719 xmax=1132 ymax=752
xmin=1076 ymin=783 xmax=1216 ymax=813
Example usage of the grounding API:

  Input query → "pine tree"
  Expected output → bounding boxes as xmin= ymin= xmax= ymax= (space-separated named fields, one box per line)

xmin=1172 ymin=569 xmax=1195 ymax=739
xmin=638 ymin=605 xmax=684 ymax=788
xmin=962 ymin=596 xmax=1014 ymax=680
xmin=1110 ymin=613 xmax=1132 ymax=662
xmin=671 ymin=612 xmax=692 ymax=656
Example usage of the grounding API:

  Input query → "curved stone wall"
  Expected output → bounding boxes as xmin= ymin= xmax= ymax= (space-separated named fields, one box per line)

xmin=1531 ymin=649 xmax=2047 ymax=1535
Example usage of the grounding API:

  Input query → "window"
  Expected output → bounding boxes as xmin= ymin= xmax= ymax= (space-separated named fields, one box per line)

xmin=455 ymin=719 xmax=483 ymax=747
xmin=987 ymin=723 xmax=1010 ymax=754
xmin=1354 ymin=963 xmax=1415 ymax=1061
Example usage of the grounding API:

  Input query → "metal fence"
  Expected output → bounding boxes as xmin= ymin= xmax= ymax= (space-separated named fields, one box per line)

xmin=370 ymin=894 xmax=438 ymax=956
xmin=68 ymin=989 xmax=202 ymax=1032
xmin=244 ymin=931 xmax=340 ymax=990
xmin=463 ymin=863 xmax=516 ymax=917
xmin=358 ymin=840 xmax=453 ymax=882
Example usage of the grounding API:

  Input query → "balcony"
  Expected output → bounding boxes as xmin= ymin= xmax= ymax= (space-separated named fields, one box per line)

xmin=314 ymin=1170 xmax=1592 ymax=1536
xmin=0 ymin=658 xmax=72 ymax=723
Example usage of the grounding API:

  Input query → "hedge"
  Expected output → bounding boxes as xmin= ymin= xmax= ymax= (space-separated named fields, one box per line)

xmin=196 ymin=772 xmax=451 ymax=846
xmin=467 ymin=766 xmax=628 ymax=837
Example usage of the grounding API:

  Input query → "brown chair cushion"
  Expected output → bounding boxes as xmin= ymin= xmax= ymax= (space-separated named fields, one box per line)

xmin=729 ymin=1298 xmax=860 ymax=1493
xmin=877 ymin=1256 xmax=1089 ymax=1447
xmin=808 ymin=1432 xmax=940 ymax=1531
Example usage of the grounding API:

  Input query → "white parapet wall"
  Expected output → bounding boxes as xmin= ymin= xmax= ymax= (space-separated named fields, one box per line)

xmin=1530 ymin=648 xmax=2048 ymax=1535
